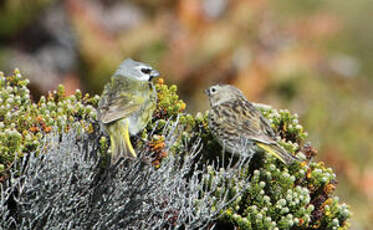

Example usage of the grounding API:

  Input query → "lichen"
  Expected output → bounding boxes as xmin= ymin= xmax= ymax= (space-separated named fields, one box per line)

xmin=0 ymin=70 xmax=351 ymax=229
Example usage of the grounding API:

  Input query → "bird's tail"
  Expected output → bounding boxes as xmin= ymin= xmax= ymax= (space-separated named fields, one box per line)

xmin=257 ymin=142 xmax=301 ymax=165
xmin=108 ymin=120 xmax=137 ymax=165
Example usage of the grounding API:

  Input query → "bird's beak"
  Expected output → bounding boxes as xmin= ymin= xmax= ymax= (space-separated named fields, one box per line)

xmin=149 ymin=69 xmax=160 ymax=81
xmin=204 ymin=88 xmax=209 ymax=96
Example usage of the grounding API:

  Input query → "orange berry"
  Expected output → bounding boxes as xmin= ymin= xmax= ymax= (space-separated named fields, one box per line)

xmin=36 ymin=116 xmax=43 ymax=123
xmin=44 ymin=126 xmax=52 ymax=133
xmin=179 ymin=102 xmax=186 ymax=111
xmin=30 ymin=126 xmax=40 ymax=133
xmin=324 ymin=183 xmax=336 ymax=194
xmin=298 ymin=218 xmax=304 ymax=225
xmin=157 ymin=78 xmax=164 ymax=85
xmin=160 ymin=151 xmax=168 ymax=158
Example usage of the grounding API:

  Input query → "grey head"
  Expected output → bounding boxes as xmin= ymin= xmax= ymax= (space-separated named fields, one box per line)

xmin=114 ymin=58 xmax=160 ymax=81
xmin=204 ymin=84 xmax=245 ymax=107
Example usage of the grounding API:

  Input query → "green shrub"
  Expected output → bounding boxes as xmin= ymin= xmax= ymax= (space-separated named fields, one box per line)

xmin=0 ymin=69 xmax=351 ymax=230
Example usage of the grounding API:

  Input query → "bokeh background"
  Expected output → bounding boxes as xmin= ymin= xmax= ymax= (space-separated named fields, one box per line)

xmin=0 ymin=0 xmax=372 ymax=228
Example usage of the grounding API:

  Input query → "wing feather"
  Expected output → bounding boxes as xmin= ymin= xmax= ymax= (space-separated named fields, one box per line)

xmin=98 ymin=77 xmax=142 ymax=124
xmin=219 ymin=99 xmax=277 ymax=144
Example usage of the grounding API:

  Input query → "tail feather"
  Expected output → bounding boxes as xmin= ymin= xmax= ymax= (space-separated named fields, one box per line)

xmin=257 ymin=142 xmax=300 ymax=165
xmin=108 ymin=120 xmax=137 ymax=165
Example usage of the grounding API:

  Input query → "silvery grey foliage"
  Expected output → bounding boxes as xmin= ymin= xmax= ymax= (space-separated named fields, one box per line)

xmin=0 ymin=120 xmax=249 ymax=230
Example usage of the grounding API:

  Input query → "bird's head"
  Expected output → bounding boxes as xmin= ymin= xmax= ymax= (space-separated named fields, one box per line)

xmin=115 ymin=58 xmax=160 ymax=81
xmin=204 ymin=84 xmax=244 ymax=107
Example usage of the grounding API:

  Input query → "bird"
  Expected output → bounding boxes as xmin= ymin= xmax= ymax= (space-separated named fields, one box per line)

xmin=204 ymin=84 xmax=300 ymax=165
xmin=97 ymin=58 xmax=159 ymax=164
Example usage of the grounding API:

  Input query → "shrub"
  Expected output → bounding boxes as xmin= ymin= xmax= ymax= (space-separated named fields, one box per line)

xmin=0 ymin=70 xmax=351 ymax=229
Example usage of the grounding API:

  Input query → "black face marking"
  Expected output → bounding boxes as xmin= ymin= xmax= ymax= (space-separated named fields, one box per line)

xmin=141 ymin=68 xmax=152 ymax=74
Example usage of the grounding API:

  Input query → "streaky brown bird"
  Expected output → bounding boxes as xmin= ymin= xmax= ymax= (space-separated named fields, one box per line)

xmin=205 ymin=84 xmax=300 ymax=165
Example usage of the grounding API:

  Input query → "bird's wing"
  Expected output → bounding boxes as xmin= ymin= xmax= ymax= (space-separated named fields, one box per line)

xmin=259 ymin=114 xmax=276 ymax=137
xmin=98 ymin=78 xmax=144 ymax=124
xmin=99 ymin=96 xmax=142 ymax=124
xmin=234 ymin=99 xmax=277 ymax=143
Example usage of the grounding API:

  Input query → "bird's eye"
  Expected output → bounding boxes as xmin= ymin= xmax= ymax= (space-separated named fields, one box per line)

xmin=211 ymin=87 xmax=216 ymax=93
xmin=141 ymin=68 xmax=151 ymax=74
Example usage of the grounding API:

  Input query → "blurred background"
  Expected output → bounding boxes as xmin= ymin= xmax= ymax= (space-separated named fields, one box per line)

xmin=0 ymin=0 xmax=372 ymax=228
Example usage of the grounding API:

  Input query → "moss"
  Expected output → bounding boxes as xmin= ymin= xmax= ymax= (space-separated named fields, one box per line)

xmin=0 ymin=70 xmax=351 ymax=229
